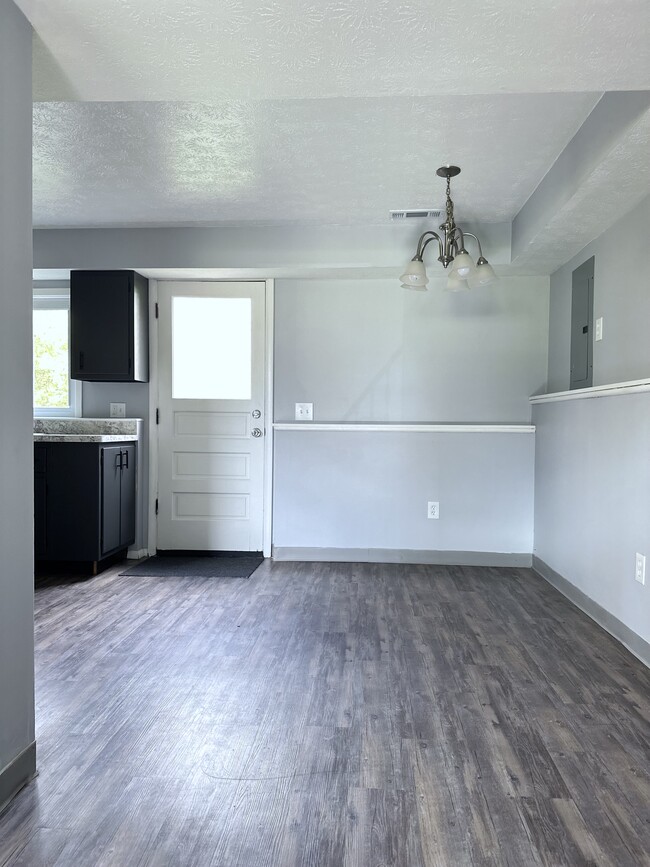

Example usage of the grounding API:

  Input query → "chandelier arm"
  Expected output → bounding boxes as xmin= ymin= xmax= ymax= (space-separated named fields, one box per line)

xmin=461 ymin=231 xmax=484 ymax=259
xmin=415 ymin=230 xmax=441 ymax=259
xmin=420 ymin=234 xmax=444 ymax=262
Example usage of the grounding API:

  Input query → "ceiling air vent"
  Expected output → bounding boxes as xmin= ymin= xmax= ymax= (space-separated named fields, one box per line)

xmin=390 ymin=208 xmax=444 ymax=221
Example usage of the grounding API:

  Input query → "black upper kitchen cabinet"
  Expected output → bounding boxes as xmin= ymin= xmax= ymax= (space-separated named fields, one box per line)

xmin=34 ymin=441 xmax=136 ymax=567
xmin=70 ymin=270 xmax=149 ymax=382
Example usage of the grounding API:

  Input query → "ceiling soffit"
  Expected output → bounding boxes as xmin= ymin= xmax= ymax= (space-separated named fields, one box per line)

xmin=18 ymin=0 xmax=650 ymax=101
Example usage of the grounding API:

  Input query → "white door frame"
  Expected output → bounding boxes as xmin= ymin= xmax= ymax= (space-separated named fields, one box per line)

xmin=147 ymin=278 xmax=274 ymax=558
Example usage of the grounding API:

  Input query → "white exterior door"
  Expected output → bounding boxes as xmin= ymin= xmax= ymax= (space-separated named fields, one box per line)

xmin=157 ymin=281 xmax=266 ymax=552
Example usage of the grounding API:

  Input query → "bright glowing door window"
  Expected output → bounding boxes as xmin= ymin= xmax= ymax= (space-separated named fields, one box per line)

xmin=172 ymin=296 xmax=252 ymax=400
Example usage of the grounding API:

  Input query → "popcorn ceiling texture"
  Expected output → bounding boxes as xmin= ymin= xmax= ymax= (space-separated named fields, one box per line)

xmin=20 ymin=0 xmax=650 ymax=271
xmin=512 ymin=109 xmax=650 ymax=273
xmin=33 ymin=94 xmax=599 ymax=228
xmin=18 ymin=0 xmax=650 ymax=101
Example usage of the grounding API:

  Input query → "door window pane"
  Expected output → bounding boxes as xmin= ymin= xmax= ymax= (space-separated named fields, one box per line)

xmin=33 ymin=308 xmax=70 ymax=408
xmin=172 ymin=297 xmax=252 ymax=399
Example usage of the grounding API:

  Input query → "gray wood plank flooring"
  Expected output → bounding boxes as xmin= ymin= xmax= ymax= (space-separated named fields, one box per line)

xmin=1 ymin=561 xmax=648 ymax=866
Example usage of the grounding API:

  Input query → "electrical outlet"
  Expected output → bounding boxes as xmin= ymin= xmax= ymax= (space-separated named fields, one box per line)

xmin=110 ymin=402 xmax=126 ymax=418
xmin=295 ymin=403 xmax=313 ymax=421
xmin=595 ymin=317 xmax=603 ymax=341
xmin=427 ymin=501 xmax=439 ymax=520
xmin=635 ymin=553 xmax=646 ymax=585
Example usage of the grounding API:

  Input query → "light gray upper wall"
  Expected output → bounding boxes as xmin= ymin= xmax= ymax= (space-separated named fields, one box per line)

xmin=547 ymin=194 xmax=650 ymax=392
xmin=0 ymin=0 xmax=35 ymax=779
xmin=32 ymin=221 xmax=512 ymax=275
xmin=275 ymin=276 xmax=549 ymax=423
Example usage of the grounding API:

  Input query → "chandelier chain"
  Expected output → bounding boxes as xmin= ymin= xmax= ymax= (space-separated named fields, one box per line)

xmin=445 ymin=176 xmax=454 ymax=228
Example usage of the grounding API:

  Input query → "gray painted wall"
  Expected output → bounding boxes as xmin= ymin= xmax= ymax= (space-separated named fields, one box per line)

xmin=32 ymin=221 xmax=512 ymax=274
xmin=275 ymin=276 xmax=550 ymax=423
xmin=533 ymin=395 xmax=650 ymax=645
xmin=547 ymin=194 xmax=650 ymax=392
xmin=274 ymin=430 xmax=535 ymax=554
xmin=31 ymin=218 xmax=550 ymax=558
xmin=537 ymin=194 xmax=650 ymax=651
xmin=273 ymin=274 xmax=548 ymax=555
xmin=0 ymin=0 xmax=35 ymax=789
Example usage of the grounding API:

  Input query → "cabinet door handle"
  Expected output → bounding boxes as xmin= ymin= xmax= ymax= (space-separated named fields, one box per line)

xmin=123 ymin=450 xmax=129 ymax=469
xmin=79 ymin=351 xmax=85 ymax=370
xmin=115 ymin=452 xmax=123 ymax=469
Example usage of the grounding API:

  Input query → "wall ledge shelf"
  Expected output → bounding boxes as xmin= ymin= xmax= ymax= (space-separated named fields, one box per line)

xmin=273 ymin=423 xmax=535 ymax=433
xmin=530 ymin=378 xmax=650 ymax=405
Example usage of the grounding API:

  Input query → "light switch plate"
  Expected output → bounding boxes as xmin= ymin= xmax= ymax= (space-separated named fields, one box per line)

xmin=110 ymin=402 xmax=126 ymax=418
xmin=295 ymin=402 xmax=313 ymax=421
xmin=595 ymin=317 xmax=603 ymax=341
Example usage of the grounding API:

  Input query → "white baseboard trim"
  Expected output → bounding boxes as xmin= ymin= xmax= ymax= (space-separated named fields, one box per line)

xmin=127 ymin=548 xmax=149 ymax=560
xmin=272 ymin=547 xmax=532 ymax=567
xmin=533 ymin=556 xmax=650 ymax=668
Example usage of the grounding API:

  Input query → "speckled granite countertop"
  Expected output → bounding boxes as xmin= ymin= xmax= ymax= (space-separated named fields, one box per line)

xmin=34 ymin=433 xmax=138 ymax=443
xmin=34 ymin=418 xmax=142 ymax=443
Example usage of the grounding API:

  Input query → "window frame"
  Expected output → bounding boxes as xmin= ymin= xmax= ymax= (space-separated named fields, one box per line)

xmin=33 ymin=285 xmax=82 ymax=418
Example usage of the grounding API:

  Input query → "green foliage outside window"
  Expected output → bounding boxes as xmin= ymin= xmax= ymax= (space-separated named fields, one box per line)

xmin=33 ymin=308 xmax=69 ymax=408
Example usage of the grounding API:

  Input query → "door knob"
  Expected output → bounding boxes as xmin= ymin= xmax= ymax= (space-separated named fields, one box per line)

xmin=252 ymin=410 xmax=261 ymax=419
xmin=251 ymin=428 xmax=263 ymax=438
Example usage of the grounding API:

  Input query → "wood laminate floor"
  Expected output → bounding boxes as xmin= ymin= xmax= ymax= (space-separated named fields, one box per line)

xmin=0 ymin=561 xmax=648 ymax=866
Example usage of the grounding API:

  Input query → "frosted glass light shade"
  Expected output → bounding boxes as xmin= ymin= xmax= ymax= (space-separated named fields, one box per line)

xmin=399 ymin=258 xmax=429 ymax=289
xmin=471 ymin=261 xmax=497 ymax=287
xmin=450 ymin=251 xmax=474 ymax=277
xmin=401 ymin=283 xmax=428 ymax=291
xmin=445 ymin=272 xmax=469 ymax=292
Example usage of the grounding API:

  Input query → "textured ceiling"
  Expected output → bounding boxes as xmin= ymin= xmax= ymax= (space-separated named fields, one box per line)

xmin=16 ymin=0 xmax=650 ymax=101
xmin=33 ymin=93 xmax=599 ymax=228
xmin=512 ymin=107 xmax=650 ymax=273
xmin=21 ymin=0 xmax=650 ymax=272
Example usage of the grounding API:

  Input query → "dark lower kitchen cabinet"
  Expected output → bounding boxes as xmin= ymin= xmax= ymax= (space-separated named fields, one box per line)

xmin=34 ymin=441 xmax=136 ymax=570
xmin=100 ymin=445 xmax=136 ymax=557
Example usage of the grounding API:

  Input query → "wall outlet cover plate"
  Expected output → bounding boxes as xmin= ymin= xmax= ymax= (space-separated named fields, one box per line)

xmin=110 ymin=402 xmax=126 ymax=418
xmin=295 ymin=402 xmax=313 ymax=421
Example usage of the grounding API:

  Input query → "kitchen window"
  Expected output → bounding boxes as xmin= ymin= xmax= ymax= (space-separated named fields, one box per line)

xmin=33 ymin=287 xmax=82 ymax=417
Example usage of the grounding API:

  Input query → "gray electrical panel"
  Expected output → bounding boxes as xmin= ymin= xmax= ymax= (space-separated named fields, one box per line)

xmin=570 ymin=257 xmax=594 ymax=390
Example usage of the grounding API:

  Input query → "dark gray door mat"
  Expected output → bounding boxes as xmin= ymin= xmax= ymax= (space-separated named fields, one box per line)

xmin=120 ymin=554 xmax=263 ymax=578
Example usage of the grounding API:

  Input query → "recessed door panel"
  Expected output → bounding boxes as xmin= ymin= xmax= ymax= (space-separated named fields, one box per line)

xmin=173 ymin=452 xmax=250 ymax=481
xmin=173 ymin=493 xmax=249 ymax=520
xmin=174 ymin=411 xmax=249 ymax=438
